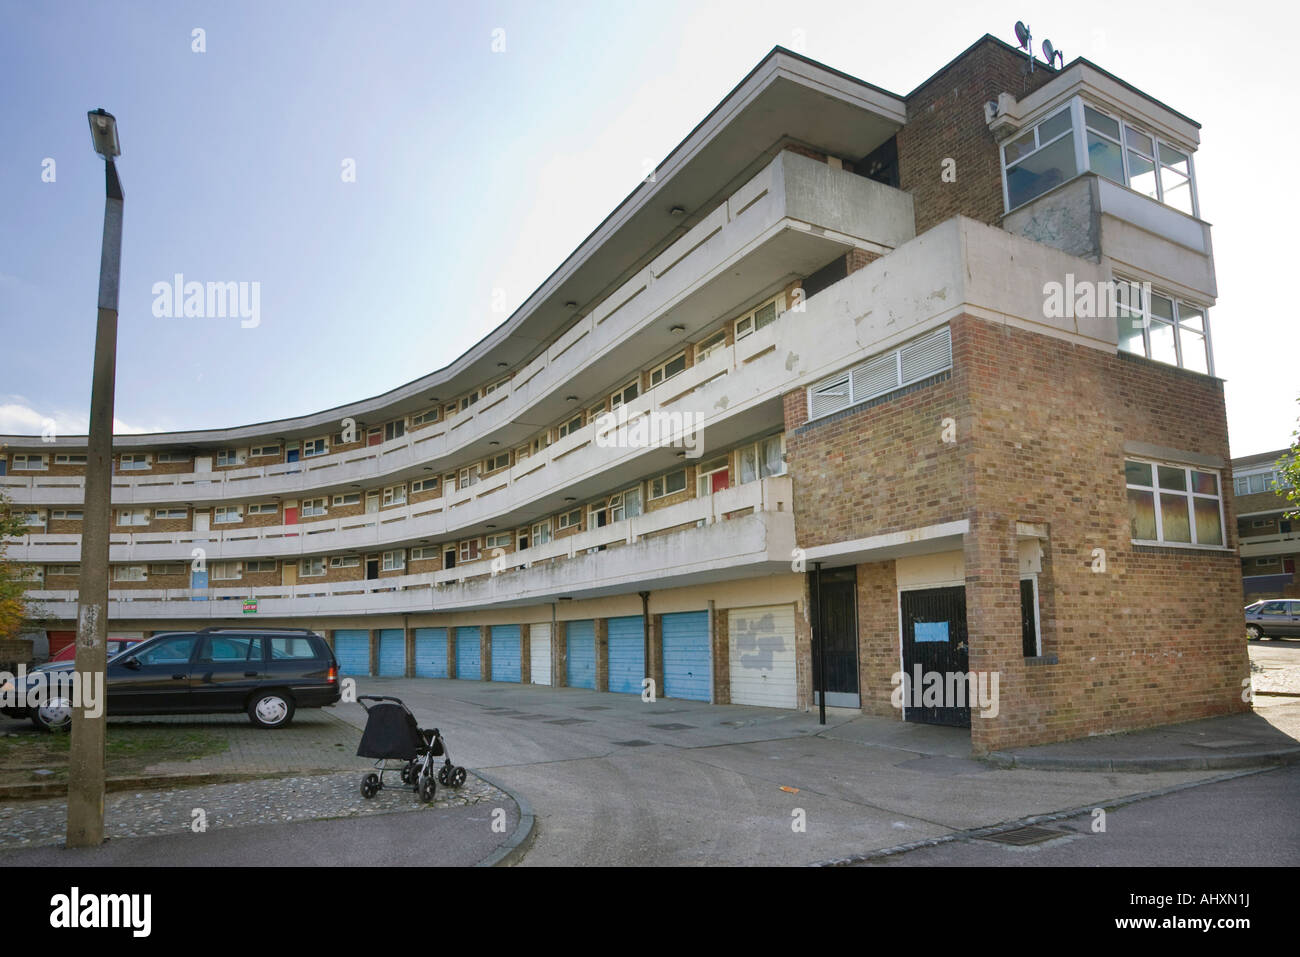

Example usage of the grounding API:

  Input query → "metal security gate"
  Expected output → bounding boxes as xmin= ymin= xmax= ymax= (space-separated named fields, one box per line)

xmin=606 ymin=616 xmax=644 ymax=695
xmin=455 ymin=626 xmax=482 ymax=680
xmin=900 ymin=586 xmax=970 ymax=727
xmin=661 ymin=611 xmax=710 ymax=701
xmin=333 ymin=630 xmax=371 ymax=677
xmin=414 ymin=628 xmax=448 ymax=678
xmin=728 ymin=604 xmax=796 ymax=708
xmin=490 ymin=625 xmax=522 ymax=683
xmin=566 ymin=620 xmax=596 ymax=690
xmin=530 ymin=623 xmax=552 ymax=685
xmin=814 ymin=569 xmax=860 ymax=708
xmin=377 ymin=629 xmax=405 ymax=677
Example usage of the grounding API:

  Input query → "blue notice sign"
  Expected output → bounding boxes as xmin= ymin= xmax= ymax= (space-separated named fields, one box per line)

xmin=914 ymin=621 xmax=949 ymax=643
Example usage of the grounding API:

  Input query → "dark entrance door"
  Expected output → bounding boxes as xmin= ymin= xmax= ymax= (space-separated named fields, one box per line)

xmin=900 ymin=586 xmax=970 ymax=727
xmin=813 ymin=568 xmax=859 ymax=708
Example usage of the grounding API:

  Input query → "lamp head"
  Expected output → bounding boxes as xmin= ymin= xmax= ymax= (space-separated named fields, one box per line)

xmin=87 ymin=109 xmax=120 ymax=159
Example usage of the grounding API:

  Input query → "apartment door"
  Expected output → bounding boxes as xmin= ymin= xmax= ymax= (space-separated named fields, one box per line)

xmin=367 ymin=429 xmax=382 ymax=447
xmin=365 ymin=556 xmax=380 ymax=580
xmin=900 ymin=586 xmax=970 ymax=727
xmin=711 ymin=470 xmax=729 ymax=493
xmin=193 ymin=510 xmax=210 ymax=542
xmin=194 ymin=456 xmax=212 ymax=477
xmin=813 ymin=568 xmax=860 ymax=708
xmin=283 ymin=505 xmax=298 ymax=538
xmin=365 ymin=491 xmax=379 ymax=514
xmin=281 ymin=562 xmax=298 ymax=587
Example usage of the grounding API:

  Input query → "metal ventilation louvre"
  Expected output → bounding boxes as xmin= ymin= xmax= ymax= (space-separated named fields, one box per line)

xmin=851 ymin=351 xmax=898 ymax=402
xmin=900 ymin=327 xmax=953 ymax=382
xmin=807 ymin=326 xmax=953 ymax=422
xmin=810 ymin=375 xmax=851 ymax=418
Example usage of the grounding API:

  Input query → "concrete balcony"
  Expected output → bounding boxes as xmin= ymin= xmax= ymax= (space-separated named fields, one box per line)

xmin=1240 ymin=531 xmax=1300 ymax=559
xmin=26 ymin=477 xmax=796 ymax=620
xmin=1 ymin=150 xmax=913 ymax=511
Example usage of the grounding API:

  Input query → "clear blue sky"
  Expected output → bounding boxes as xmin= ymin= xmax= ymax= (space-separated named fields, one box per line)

xmin=1 ymin=0 xmax=1296 ymax=457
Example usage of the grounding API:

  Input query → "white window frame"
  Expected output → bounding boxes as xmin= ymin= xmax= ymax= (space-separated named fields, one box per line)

xmin=557 ymin=508 xmax=582 ymax=530
xmin=557 ymin=414 xmax=585 ymax=440
xmin=734 ymin=294 xmax=785 ymax=341
xmin=649 ymin=352 xmax=687 ymax=388
xmin=119 ymin=453 xmax=151 ymax=471
xmin=302 ymin=437 xmax=329 ymax=458
xmin=458 ymin=538 xmax=480 ymax=563
xmin=47 ymin=565 xmax=80 ymax=577
xmin=484 ymin=452 xmax=511 ymax=473
xmin=54 ymin=453 xmax=87 ymax=465
xmin=329 ymin=555 xmax=361 ymax=568
xmin=331 ymin=493 xmax=361 ymax=507
xmin=301 ymin=498 xmax=327 ymax=518
xmin=51 ymin=510 xmax=84 ymax=521
xmin=156 ymin=452 xmax=191 ymax=464
xmin=384 ymin=420 xmax=406 ymax=442
xmin=244 ymin=560 xmax=277 ymax=573
xmin=298 ymin=557 xmax=326 ymax=578
xmin=149 ymin=563 xmax=185 ymax=575
xmin=154 ymin=507 xmax=188 ymax=520
xmin=411 ymin=408 xmax=440 ymax=426
xmin=485 ymin=531 xmax=513 ymax=549
xmin=12 ymin=454 xmax=46 ymax=471
xmin=381 ymin=549 xmax=406 ymax=572
xmin=382 ymin=484 xmax=407 ymax=507
xmin=610 ymin=380 xmax=639 ymax=410
xmin=409 ymin=547 xmax=438 ymax=561
xmin=695 ymin=329 xmax=728 ymax=361
xmin=116 ymin=509 xmax=149 ymax=527
xmin=214 ymin=449 xmax=241 ymax=467
xmin=1125 ymin=458 xmax=1226 ymax=549
xmin=531 ymin=520 xmax=552 ymax=546
xmin=650 ymin=468 xmax=688 ymax=500
xmin=411 ymin=478 xmax=439 ymax=494
xmin=249 ymin=445 xmax=279 ymax=458
xmin=1000 ymin=103 xmax=1077 ymax=212
xmin=113 ymin=564 xmax=147 ymax=582
xmin=458 ymin=465 xmax=480 ymax=489
xmin=1115 ymin=279 xmax=1214 ymax=376
xmin=213 ymin=506 xmax=243 ymax=524
xmin=247 ymin=502 xmax=279 ymax=515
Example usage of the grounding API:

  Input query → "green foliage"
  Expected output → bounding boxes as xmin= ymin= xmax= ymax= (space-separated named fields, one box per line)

xmin=0 ymin=488 xmax=37 ymax=639
xmin=1279 ymin=397 xmax=1300 ymax=520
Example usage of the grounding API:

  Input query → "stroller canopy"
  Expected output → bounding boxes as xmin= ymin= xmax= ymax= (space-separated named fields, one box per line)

xmin=357 ymin=701 xmax=424 ymax=760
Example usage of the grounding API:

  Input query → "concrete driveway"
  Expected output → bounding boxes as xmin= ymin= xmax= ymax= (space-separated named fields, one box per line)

xmin=335 ymin=679 xmax=1236 ymax=866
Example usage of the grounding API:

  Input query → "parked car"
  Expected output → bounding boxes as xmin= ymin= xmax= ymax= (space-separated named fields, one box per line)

xmin=0 ymin=628 xmax=341 ymax=732
xmin=1245 ymin=599 xmax=1300 ymax=640
xmin=47 ymin=637 xmax=144 ymax=665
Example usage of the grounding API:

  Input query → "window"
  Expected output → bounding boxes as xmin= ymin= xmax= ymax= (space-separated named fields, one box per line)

xmin=486 ymin=531 xmax=513 ymax=549
xmin=21 ymin=510 xmax=46 ymax=527
xmin=557 ymin=414 xmax=584 ymax=439
xmin=697 ymin=456 xmax=729 ymax=495
xmin=51 ymin=510 xmax=83 ymax=521
xmin=738 ymin=435 xmax=786 ymax=483
xmin=1002 ymin=106 xmax=1076 ymax=210
xmin=458 ymin=539 xmax=480 ymax=562
xmin=330 ymin=493 xmax=360 ymax=507
xmin=137 ymin=635 xmax=196 ymax=665
xmin=247 ymin=502 xmax=278 ymax=515
xmin=609 ymin=487 xmax=642 ymax=522
xmin=588 ymin=401 xmax=607 ymax=421
xmin=12 ymin=454 xmax=45 ymax=470
xmin=649 ymin=353 xmax=687 ymax=388
xmin=1083 ymin=104 xmax=1197 ymax=216
xmin=458 ymin=465 xmax=480 ymax=489
xmin=409 ymin=547 xmax=439 ymax=561
xmin=21 ymin=565 xmax=44 ymax=583
xmin=149 ymin=563 xmax=185 ymax=575
xmin=808 ymin=327 xmax=952 ymax=421
xmin=200 ymin=636 xmax=262 ymax=663
xmin=157 ymin=452 xmax=191 ymax=464
xmin=382 ymin=484 xmax=407 ymax=507
xmin=696 ymin=330 xmax=727 ymax=361
xmin=1021 ymin=578 xmax=1041 ymax=657
xmin=1125 ymin=459 xmax=1225 ymax=547
xmin=1115 ymin=280 xmax=1212 ymax=374
xmin=47 ymin=565 xmax=79 ymax=576
xmin=1255 ymin=557 xmax=1280 ymax=568
xmin=484 ymin=452 xmax=511 ymax=473
xmin=382 ymin=549 xmax=406 ymax=572
xmin=303 ymin=438 xmax=328 ymax=457
xmin=610 ymin=381 xmax=639 ymax=409
xmin=459 ymin=392 xmax=480 ymax=412
xmin=557 ymin=508 xmax=582 ymax=530
xmin=483 ymin=377 xmax=510 ymax=396
xmin=116 ymin=509 xmax=149 ymax=527
xmin=650 ymin=468 xmax=687 ymax=499
xmin=270 ymin=637 xmax=319 ymax=659
xmin=529 ymin=432 xmax=552 ymax=456
xmin=154 ymin=508 xmax=187 ymax=520
xmin=301 ymin=498 xmax=327 ymax=517
xmin=245 ymin=560 xmax=277 ymax=573
xmin=734 ymin=296 xmax=782 ymax=340
xmin=299 ymin=557 xmax=326 ymax=577
xmin=119 ymin=453 xmax=151 ymax=471
xmin=210 ymin=561 xmax=241 ymax=580
xmin=384 ymin=420 xmax=406 ymax=442
xmin=1234 ymin=472 xmax=1286 ymax=496
xmin=54 ymin=454 xmax=87 ymax=465
xmin=411 ymin=478 xmax=439 ymax=494
xmin=113 ymin=565 xmax=147 ymax=582
xmin=250 ymin=445 xmax=279 ymax=458
xmin=531 ymin=520 xmax=551 ymax=546
xmin=411 ymin=408 xmax=439 ymax=426
xmin=215 ymin=449 xmax=241 ymax=467
xmin=329 ymin=555 xmax=360 ymax=568
xmin=214 ymin=506 xmax=242 ymax=524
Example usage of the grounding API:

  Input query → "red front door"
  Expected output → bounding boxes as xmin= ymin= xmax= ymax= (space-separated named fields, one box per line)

xmin=284 ymin=506 xmax=298 ymax=537
xmin=711 ymin=469 xmax=729 ymax=493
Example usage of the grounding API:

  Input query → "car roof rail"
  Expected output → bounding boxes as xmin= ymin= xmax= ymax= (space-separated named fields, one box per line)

xmin=194 ymin=626 xmax=320 ymax=635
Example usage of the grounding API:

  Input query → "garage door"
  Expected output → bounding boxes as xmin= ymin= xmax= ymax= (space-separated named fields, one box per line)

xmin=728 ymin=604 xmax=796 ymax=708
xmin=566 ymin=620 xmax=595 ymax=690
xmin=530 ymin=623 xmax=551 ymax=686
xmin=333 ymin=630 xmax=370 ymax=677
xmin=377 ymin=629 xmax=405 ymax=677
xmin=490 ymin=625 xmax=522 ymax=683
xmin=662 ymin=611 xmax=710 ymax=701
xmin=607 ymin=616 xmax=644 ymax=695
xmin=414 ymin=628 xmax=448 ymax=678
xmin=455 ymin=626 xmax=481 ymax=680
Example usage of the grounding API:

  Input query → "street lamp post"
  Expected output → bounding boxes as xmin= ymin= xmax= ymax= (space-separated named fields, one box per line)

xmin=67 ymin=108 xmax=123 ymax=848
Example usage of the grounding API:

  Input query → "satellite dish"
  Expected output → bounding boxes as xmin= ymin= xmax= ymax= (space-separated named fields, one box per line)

xmin=1042 ymin=39 xmax=1063 ymax=67
xmin=1014 ymin=21 xmax=1031 ymax=49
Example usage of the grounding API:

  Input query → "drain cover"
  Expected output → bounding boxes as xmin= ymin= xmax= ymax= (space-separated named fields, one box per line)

xmin=981 ymin=826 xmax=1065 ymax=846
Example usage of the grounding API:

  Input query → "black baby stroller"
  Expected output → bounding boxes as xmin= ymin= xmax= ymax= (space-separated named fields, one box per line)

xmin=356 ymin=695 xmax=467 ymax=803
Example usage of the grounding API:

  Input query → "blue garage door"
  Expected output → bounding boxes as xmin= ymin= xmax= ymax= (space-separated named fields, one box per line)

xmin=566 ymin=620 xmax=596 ymax=690
xmin=455 ymin=626 xmax=482 ymax=680
xmin=333 ymin=630 xmax=371 ymax=677
xmin=662 ymin=611 xmax=711 ymax=701
xmin=607 ymin=616 xmax=645 ymax=695
xmin=414 ymin=628 xmax=448 ymax=678
xmin=377 ymin=629 xmax=405 ymax=677
xmin=491 ymin=625 xmax=522 ymax=683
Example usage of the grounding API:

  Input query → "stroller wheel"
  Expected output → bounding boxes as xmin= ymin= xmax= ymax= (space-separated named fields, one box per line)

xmin=418 ymin=776 xmax=436 ymax=803
xmin=437 ymin=766 xmax=450 ymax=786
xmin=400 ymin=761 xmax=417 ymax=785
xmin=360 ymin=773 xmax=380 ymax=799
xmin=450 ymin=766 xmax=467 ymax=788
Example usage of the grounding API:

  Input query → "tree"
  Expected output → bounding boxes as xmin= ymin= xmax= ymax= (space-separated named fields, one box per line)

xmin=0 ymin=488 xmax=36 ymax=640
xmin=1278 ymin=397 xmax=1300 ymax=520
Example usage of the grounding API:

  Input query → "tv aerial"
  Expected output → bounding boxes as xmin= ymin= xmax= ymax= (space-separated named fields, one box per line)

xmin=1014 ymin=21 xmax=1034 ymax=72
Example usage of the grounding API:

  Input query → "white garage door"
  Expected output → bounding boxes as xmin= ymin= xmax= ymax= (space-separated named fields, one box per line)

xmin=530 ymin=623 xmax=551 ymax=686
xmin=728 ymin=604 xmax=797 ymax=708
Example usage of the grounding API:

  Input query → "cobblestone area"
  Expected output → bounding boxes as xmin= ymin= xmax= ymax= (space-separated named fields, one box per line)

xmin=0 ymin=769 xmax=508 ymax=849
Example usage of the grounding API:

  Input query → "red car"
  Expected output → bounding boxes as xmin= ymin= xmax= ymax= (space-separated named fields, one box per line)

xmin=48 ymin=637 xmax=143 ymax=664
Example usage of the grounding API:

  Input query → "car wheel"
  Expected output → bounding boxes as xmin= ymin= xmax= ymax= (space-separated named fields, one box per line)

xmin=247 ymin=691 xmax=295 ymax=729
xmin=31 ymin=698 xmax=74 ymax=733
xmin=1246 ymin=624 xmax=1263 ymax=641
